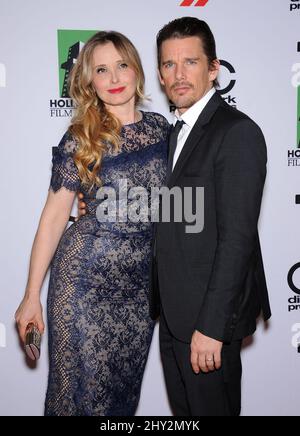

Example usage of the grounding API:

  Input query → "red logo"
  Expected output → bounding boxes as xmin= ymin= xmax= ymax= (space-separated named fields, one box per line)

xmin=180 ymin=0 xmax=209 ymax=6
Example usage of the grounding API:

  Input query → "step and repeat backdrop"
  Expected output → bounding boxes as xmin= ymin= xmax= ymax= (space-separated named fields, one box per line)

xmin=0 ymin=0 xmax=299 ymax=416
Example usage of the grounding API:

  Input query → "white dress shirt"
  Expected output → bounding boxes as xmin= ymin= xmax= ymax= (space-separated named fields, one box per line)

xmin=172 ymin=87 xmax=216 ymax=171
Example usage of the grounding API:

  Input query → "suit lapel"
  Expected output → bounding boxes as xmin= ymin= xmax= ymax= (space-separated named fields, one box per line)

xmin=167 ymin=92 xmax=224 ymax=188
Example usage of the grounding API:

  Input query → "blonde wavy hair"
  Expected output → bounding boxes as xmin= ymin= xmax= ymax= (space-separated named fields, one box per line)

xmin=68 ymin=31 xmax=145 ymax=190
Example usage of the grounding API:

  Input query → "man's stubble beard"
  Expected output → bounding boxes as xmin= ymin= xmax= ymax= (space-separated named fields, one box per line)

xmin=172 ymin=95 xmax=198 ymax=111
xmin=169 ymin=84 xmax=197 ymax=111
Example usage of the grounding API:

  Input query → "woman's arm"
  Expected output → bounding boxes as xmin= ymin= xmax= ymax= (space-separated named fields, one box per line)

xmin=15 ymin=187 xmax=76 ymax=342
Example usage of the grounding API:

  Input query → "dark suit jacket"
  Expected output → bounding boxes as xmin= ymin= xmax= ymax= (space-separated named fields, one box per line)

xmin=149 ymin=92 xmax=271 ymax=344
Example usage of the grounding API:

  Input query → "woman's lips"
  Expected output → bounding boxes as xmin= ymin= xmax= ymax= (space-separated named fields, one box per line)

xmin=108 ymin=87 xmax=126 ymax=94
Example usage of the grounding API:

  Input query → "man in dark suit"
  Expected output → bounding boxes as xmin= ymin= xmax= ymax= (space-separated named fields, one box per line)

xmin=150 ymin=17 xmax=271 ymax=416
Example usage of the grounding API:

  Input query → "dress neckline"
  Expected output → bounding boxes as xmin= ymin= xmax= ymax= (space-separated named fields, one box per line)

xmin=121 ymin=111 xmax=144 ymax=129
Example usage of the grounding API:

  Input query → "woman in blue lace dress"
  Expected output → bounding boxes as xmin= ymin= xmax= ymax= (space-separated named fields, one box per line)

xmin=15 ymin=31 xmax=169 ymax=416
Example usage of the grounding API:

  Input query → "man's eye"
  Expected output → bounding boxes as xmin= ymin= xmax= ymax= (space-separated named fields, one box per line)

xmin=187 ymin=60 xmax=197 ymax=65
xmin=165 ymin=63 xmax=173 ymax=69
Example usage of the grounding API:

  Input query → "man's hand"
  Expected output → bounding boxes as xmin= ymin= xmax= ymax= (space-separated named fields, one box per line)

xmin=190 ymin=330 xmax=223 ymax=374
xmin=76 ymin=192 xmax=87 ymax=221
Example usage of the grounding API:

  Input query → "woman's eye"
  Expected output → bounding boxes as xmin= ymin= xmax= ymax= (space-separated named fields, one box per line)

xmin=96 ymin=67 xmax=107 ymax=74
xmin=119 ymin=63 xmax=128 ymax=69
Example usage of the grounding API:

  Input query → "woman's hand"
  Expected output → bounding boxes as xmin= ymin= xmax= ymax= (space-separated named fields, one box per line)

xmin=15 ymin=295 xmax=45 ymax=343
xmin=76 ymin=192 xmax=87 ymax=220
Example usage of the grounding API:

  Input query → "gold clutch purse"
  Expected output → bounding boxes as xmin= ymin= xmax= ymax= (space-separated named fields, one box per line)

xmin=24 ymin=323 xmax=41 ymax=360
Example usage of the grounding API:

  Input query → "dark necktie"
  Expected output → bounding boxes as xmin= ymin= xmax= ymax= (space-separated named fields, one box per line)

xmin=166 ymin=120 xmax=185 ymax=182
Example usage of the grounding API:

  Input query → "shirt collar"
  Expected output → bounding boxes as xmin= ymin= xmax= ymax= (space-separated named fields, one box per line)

xmin=173 ymin=87 xmax=216 ymax=128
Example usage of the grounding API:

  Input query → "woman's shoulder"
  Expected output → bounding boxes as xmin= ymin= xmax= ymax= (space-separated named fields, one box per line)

xmin=143 ymin=111 xmax=170 ymax=128
xmin=56 ymin=130 xmax=79 ymax=156
xmin=142 ymin=111 xmax=171 ymax=139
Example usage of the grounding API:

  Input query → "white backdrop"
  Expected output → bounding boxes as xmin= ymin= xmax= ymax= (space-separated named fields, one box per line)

xmin=0 ymin=0 xmax=300 ymax=416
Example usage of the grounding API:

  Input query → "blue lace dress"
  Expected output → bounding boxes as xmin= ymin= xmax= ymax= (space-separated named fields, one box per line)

xmin=44 ymin=111 xmax=169 ymax=416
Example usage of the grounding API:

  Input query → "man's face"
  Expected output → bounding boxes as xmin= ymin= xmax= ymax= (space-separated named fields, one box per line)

xmin=158 ymin=36 xmax=219 ymax=114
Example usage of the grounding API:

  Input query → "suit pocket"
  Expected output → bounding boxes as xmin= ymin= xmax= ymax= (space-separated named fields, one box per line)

xmin=182 ymin=176 xmax=206 ymax=186
xmin=181 ymin=176 xmax=212 ymax=192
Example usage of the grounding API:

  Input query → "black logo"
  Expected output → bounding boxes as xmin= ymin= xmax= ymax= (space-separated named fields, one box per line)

xmin=218 ymin=60 xmax=237 ymax=107
xmin=288 ymin=264 xmax=300 ymax=312
xmin=288 ymin=263 xmax=300 ymax=295
xmin=218 ymin=60 xmax=236 ymax=95
xmin=290 ymin=0 xmax=300 ymax=12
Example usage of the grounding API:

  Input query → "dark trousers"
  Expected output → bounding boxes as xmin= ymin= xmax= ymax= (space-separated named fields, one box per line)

xmin=159 ymin=309 xmax=242 ymax=416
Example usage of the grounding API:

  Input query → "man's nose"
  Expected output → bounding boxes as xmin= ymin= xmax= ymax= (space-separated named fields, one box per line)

xmin=175 ymin=64 xmax=186 ymax=81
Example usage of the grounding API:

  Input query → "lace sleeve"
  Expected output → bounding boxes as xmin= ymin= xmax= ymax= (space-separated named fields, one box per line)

xmin=49 ymin=131 xmax=81 ymax=193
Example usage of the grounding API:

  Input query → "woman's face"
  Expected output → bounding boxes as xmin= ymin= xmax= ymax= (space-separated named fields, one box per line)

xmin=91 ymin=42 xmax=137 ymax=109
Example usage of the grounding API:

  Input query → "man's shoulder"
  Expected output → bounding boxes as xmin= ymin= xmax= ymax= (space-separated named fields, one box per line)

xmin=215 ymin=98 xmax=261 ymax=133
